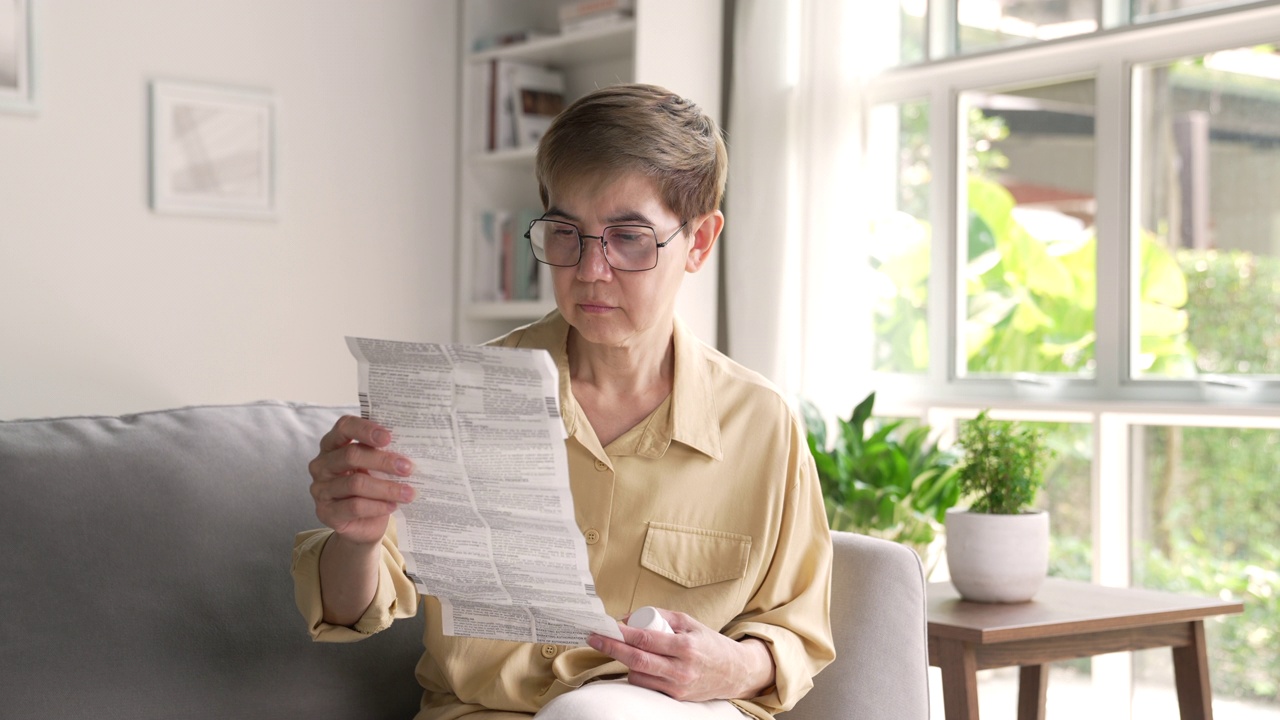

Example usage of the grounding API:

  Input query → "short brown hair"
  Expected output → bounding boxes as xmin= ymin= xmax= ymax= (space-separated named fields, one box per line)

xmin=535 ymin=83 xmax=728 ymax=224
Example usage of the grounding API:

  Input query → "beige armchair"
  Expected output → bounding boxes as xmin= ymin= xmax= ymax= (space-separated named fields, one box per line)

xmin=787 ymin=531 xmax=931 ymax=719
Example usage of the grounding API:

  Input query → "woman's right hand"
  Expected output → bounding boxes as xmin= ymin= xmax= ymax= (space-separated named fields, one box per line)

xmin=308 ymin=415 xmax=416 ymax=546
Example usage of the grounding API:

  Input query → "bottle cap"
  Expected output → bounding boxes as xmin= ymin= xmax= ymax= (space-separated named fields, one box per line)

xmin=627 ymin=606 xmax=673 ymax=633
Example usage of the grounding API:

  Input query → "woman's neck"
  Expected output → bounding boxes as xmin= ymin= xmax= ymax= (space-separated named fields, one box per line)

xmin=567 ymin=326 xmax=675 ymax=448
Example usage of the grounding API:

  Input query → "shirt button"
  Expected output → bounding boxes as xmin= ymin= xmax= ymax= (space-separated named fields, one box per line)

xmin=593 ymin=459 xmax=609 ymax=472
xmin=584 ymin=528 xmax=601 ymax=544
xmin=541 ymin=644 xmax=558 ymax=658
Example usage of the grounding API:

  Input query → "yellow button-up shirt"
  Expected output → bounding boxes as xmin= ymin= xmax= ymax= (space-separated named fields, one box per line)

xmin=293 ymin=312 xmax=835 ymax=719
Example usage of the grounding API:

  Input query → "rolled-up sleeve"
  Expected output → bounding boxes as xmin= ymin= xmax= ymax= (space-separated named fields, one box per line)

xmin=291 ymin=524 xmax=420 ymax=642
xmin=724 ymin=416 xmax=835 ymax=715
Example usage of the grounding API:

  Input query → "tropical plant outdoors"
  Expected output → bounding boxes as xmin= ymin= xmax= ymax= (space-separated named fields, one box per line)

xmin=871 ymin=108 xmax=1200 ymax=377
xmin=953 ymin=410 xmax=1053 ymax=514
xmin=801 ymin=392 xmax=960 ymax=571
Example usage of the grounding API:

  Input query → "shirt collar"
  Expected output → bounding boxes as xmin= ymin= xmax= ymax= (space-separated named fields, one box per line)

xmin=662 ymin=315 xmax=723 ymax=461
xmin=514 ymin=311 xmax=723 ymax=462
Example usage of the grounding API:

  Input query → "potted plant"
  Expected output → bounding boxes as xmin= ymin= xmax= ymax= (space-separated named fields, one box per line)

xmin=802 ymin=392 xmax=961 ymax=575
xmin=945 ymin=410 xmax=1055 ymax=603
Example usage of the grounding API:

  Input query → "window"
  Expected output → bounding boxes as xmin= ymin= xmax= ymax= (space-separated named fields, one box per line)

xmin=958 ymin=0 xmax=1100 ymax=53
xmin=868 ymin=99 xmax=932 ymax=374
xmin=1132 ymin=46 xmax=1280 ymax=381
xmin=961 ymin=78 xmax=1098 ymax=378
xmin=1131 ymin=423 xmax=1280 ymax=707
xmin=1133 ymin=0 xmax=1268 ymax=21
xmin=843 ymin=2 xmax=1280 ymax=717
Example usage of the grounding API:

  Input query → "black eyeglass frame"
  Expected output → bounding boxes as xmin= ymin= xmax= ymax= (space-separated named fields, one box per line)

xmin=524 ymin=218 xmax=689 ymax=272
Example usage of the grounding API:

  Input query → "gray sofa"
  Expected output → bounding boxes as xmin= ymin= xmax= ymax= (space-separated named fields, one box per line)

xmin=0 ymin=401 xmax=929 ymax=719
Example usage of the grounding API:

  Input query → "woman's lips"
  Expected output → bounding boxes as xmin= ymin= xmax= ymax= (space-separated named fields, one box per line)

xmin=577 ymin=302 xmax=615 ymax=314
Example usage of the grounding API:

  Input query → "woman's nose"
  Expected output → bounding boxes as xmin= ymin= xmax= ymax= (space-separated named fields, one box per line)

xmin=576 ymin=234 xmax=613 ymax=279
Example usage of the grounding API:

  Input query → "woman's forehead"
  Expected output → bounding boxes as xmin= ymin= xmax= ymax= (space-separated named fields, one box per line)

xmin=546 ymin=171 xmax=673 ymax=219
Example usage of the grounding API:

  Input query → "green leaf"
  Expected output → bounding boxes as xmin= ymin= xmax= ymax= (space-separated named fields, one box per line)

xmin=1142 ymin=234 xmax=1189 ymax=308
xmin=1140 ymin=303 xmax=1190 ymax=336
xmin=850 ymin=392 xmax=876 ymax=430
xmin=800 ymin=398 xmax=827 ymax=450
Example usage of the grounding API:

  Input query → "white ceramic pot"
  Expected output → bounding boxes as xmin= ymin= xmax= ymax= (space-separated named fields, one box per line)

xmin=944 ymin=508 xmax=1049 ymax=603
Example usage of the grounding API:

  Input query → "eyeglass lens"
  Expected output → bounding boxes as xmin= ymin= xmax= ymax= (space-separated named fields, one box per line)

xmin=528 ymin=220 xmax=660 ymax=272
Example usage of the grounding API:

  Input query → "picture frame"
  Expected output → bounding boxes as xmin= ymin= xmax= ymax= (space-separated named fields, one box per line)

xmin=149 ymin=80 xmax=277 ymax=220
xmin=0 ymin=0 xmax=34 ymax=112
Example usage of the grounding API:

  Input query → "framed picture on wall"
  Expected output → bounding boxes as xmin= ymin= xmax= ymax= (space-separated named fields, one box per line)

xmin=0 ymin=0 xmax=34 ymax=112
xmin=149 ymin=80 xmax=277 ymax=220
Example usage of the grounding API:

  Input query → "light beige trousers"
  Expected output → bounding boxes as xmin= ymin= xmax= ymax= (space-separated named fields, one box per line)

xmin=460 ymin=679 xmax=750 ymax=719
xmin=534 ymin=679 xmax=748 ymax=720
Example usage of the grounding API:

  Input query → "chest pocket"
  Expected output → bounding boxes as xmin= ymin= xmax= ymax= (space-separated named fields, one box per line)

xmin=632 ymin=522 xmax=752 ymax=627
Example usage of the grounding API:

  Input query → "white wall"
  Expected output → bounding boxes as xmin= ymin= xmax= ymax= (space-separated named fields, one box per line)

xmin=0 ymin=0 xmax=459 ymax=420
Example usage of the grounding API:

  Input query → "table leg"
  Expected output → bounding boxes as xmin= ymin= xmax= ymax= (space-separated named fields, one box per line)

xmin=1172 ymin=620 xmax=1213 ymax=720
xmin=938 ymin=637 xmax=980 ymax=720
xmin=1017 ymin=664 xmax=1048 ymax=720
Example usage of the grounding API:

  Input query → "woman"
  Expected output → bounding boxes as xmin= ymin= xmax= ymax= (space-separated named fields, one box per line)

xmin=294 ymin=84 xmax=834 ymax=720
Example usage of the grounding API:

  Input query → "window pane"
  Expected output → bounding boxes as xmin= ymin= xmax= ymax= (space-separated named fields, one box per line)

xmin=960 ymin=79 xmax=1097 ymax=378
xmin=1132 ymin=46 xmax=1280 ymax=380
xmin=864 ymin=2 xmax=929 ymax=71
xmin=901 ymin=0 xmax=927 ymax=64
xmin=958 ymin=0 xmax=1099 ymax=54
xmin=869 ymin=100 xmax=931 ymax=374
xmin=1133 ymin=0 xmax=1263 ymax=22
xmin=1035 ymin=420 xmax=1093 ymax=581
xmin=1131 ymin=424 xmax=1280 ymax=711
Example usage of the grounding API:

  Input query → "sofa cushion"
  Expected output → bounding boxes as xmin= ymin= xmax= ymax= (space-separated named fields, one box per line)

xmin=0 ymin=402 xmax=425 ymax=720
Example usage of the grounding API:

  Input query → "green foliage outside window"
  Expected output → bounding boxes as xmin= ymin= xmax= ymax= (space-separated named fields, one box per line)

xmin=1136 ymin=426 xmax=1280 ymax=701
xmin=874 ymin=174 xmax=1198 ymax=376
xmin=1180 ymin=249 xmax=1280 ymax=376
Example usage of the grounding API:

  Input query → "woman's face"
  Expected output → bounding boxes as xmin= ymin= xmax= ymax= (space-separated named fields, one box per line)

xmin=543 ymin=172 xmax=713 ymax=352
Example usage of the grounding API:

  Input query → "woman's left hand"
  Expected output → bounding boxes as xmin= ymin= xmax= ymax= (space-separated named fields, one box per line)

xmin=587 ymin=609 xmax=775 ymax=702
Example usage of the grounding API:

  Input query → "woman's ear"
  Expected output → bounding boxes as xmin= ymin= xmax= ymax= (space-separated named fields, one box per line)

xmin=685 ymin=210 xmax=724 ymax=273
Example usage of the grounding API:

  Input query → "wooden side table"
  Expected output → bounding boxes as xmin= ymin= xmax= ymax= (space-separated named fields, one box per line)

xmin=927 ymin=578 xmax=1244 ymax=720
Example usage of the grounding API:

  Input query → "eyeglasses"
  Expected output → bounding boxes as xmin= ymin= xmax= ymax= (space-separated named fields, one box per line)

xmin=525 ymin=219 xmax=688 ymax=272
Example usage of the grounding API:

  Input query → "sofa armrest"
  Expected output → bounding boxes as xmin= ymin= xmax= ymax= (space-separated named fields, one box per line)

xmin=785 ymin=531 xmax=931 ymax=720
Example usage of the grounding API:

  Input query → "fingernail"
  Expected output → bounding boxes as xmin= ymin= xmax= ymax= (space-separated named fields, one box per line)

xmin=394 ymin=459 xmax=412 ymax=476
xmin=373 ymin=430 xmax=391 ymax=446
xmin=400 ymin=484 xmax=415 ymax=503
xmin=586 ymin=635 xmax=602 ymax=651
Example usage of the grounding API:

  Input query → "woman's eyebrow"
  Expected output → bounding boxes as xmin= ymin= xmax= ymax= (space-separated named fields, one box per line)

xmin=604 ymin=210 xmax=655 ymax=225
xmin=543 ymin=207 xmax=577 ymax=221
xmin=544 ymin=206 xmax=657 ymax=225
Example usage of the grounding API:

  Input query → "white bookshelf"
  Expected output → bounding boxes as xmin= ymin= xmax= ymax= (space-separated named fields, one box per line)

xmin=454 ymin=0 xmax=723 ymax=346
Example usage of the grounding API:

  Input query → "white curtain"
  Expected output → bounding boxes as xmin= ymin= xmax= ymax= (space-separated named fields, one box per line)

xmin=724 ymin=0 xmax=873 ymax=413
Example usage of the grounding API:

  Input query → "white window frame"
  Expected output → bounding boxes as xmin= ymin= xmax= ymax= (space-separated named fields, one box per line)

xmin=861 ymin=4 xmax=1280 ymax=714
xmin=865 ymin=1 xmax=1280 ymax=407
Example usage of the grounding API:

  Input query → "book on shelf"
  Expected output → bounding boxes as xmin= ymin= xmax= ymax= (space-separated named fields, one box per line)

xmin=485 ymin=60 xmax=566 ymax=152
xmin=558 ymin=0 xmax=635 ymax=26
xmin=475 ymin=209 xmax=545 ymax=303
xmin=484 ymin=61 xmax=513 ymax=151
xmin=473 ymin=209 xmax=507 ymax=302
xmin=560 ymin=9 xmax=633 ymax=33
xmin=472 ymin=28 xmax=553 ymax=53
xmin=512 ymin=66 xmax=565 ymax=149
xmin=512 ymin=207 xmax=542 ymax=299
